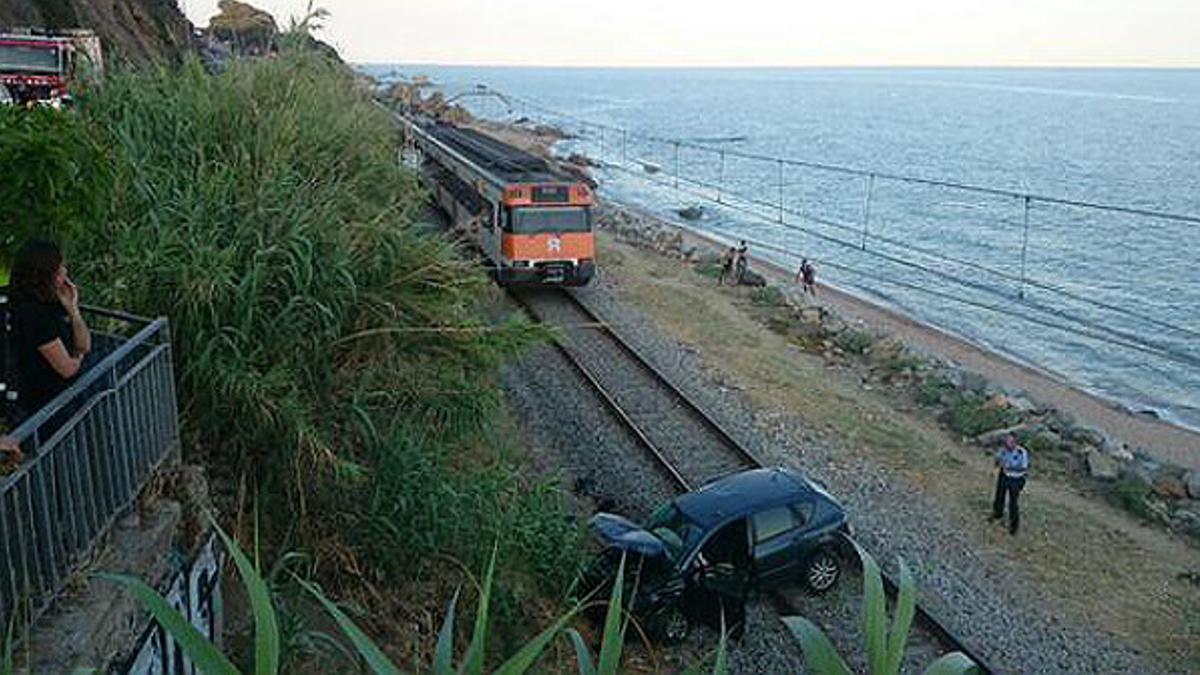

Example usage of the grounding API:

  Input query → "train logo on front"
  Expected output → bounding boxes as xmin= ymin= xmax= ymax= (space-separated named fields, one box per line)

xmin=548 ymin=237 xmax=562 ymax=252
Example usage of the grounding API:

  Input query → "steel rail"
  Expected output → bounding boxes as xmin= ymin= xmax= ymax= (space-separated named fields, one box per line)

xmin=380 ymin=99 xmax=995 ymax=672
xmin=513 ymin=286 xmax=995 ymax=675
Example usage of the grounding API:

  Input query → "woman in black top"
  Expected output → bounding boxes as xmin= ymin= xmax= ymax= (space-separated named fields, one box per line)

xmin=9 ymin=238 xmax=92 ymax=417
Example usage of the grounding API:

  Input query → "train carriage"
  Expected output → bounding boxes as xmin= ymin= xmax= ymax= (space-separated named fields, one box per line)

xmin=404 ymin=118 xmax=596 ymax=286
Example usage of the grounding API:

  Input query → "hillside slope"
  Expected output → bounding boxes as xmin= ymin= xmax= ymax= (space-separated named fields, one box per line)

xmin=0 ymin=0 xmax=193 ymax=63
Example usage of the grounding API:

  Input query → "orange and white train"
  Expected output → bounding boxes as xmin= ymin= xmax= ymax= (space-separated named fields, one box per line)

xmin=400 ymin=116 xmax=596 ymax=286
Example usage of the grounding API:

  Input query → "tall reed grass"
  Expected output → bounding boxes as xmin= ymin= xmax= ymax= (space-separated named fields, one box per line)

xmin=0 ymin=106 xmax=109 ymax=259
xmin=53 ymin=44 xmax=585 ymax=652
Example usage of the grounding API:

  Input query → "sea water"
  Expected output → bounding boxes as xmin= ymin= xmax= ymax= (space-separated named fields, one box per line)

xmin=361 ymin=65 xmax=1200 ymax=431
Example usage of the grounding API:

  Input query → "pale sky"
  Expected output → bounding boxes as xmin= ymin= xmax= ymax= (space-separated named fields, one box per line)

xmin=181 ymin=0 xmax=1200 ymax=67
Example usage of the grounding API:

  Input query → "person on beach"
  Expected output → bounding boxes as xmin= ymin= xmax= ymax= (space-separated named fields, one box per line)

xmin=991 ymin=434 xmax=1030 ymax=535
xmin=795 ymin=258 xmax=817 ymax=297
xmin=734 ymin=240 xmax=749 ymax=282
xmin=718 ymin=247 xmax=737 ymax=286
xmin=9 ymin=238 xmax=92 ymax=420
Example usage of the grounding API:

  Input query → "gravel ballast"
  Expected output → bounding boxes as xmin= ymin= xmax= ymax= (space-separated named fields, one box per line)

xmin=559 ymin=268 xmax=1152 ymax=674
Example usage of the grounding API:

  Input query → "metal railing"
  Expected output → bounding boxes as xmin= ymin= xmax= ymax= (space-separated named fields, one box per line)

xmin=0 ymin=303 xmax=179 ymax=626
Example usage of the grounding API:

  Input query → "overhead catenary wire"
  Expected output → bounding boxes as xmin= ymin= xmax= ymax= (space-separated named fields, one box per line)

xmin=485 ymin=92 xmax=1200 ymax=345
xmin=602 ymin=158 xmax=1200 ymax=370
xmin=473 ymin=90 xmax=1200 ymax=369
xmin=503 ymin=92 xmax=1200 ymax=226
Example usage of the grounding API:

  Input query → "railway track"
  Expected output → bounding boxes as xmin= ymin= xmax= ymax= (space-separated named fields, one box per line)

xmin=511 ymin=286 xmax=995 ymax=674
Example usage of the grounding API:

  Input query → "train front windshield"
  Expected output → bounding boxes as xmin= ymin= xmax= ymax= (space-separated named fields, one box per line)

xmin=511 ymin=207 xmax=592 ymax=234
xmin=0 ymin=44 xmax=61 ymax=74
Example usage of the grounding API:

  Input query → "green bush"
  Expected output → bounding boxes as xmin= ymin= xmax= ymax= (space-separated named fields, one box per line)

xmin=945 ymin=395 xmax=1020 ymax=437
xmin=0 ymin=106 xmax=110 ymax=259
xmin=1016 ymin=430 xmax=1061 ymax=456
xmin=834 ymin=328 xmax=875 ymax=356
xmin=1105 ymin=474 xmax=1155 ymax=521
xmin=749 ymin=285 xmax=786 ymax=306
xmin=694 ymin=259 xmax=724 ymax=279
xmin=916 ymin=376 xmax=954 ymax=407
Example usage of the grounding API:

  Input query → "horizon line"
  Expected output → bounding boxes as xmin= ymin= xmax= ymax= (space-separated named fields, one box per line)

xmin=351 ymin=60 xmax=1200 ymax=71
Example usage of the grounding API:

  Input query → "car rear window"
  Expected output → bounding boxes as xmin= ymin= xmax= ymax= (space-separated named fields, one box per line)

xmin=752 ymin=506 xmax=797 ymax=543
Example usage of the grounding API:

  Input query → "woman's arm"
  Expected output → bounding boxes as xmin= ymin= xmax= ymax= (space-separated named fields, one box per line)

xmin=37 ymin=339 xmax=84 ymax=379
xmin=66 ymin=304 xmax=91 ymax=357
xmin=59 ymin=278 xmax=91 ymax=357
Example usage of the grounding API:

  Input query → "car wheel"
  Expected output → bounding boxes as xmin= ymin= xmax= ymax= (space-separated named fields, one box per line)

xmin=651 ymin=606 xmax=689 ymax=645
xmin=803 ymin=547 xmax=841 ymax=594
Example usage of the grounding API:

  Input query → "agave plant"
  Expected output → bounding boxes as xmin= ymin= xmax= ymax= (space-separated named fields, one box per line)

xmin=783 ymin=545 xmax=979 ymax=675
xmin=104 ymin=519 xmax=735 ymax=674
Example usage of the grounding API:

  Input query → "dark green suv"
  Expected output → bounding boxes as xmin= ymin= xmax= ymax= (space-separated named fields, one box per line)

xmin=583 ymin=467 xmax=851 ymax=641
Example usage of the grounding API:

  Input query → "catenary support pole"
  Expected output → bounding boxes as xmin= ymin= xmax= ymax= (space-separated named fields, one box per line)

xmin=860 ymin=173 xmax=876 ymax=250
xmin=673 ymin=141 xmax=681 ymax=193
xmin=1019 ymin=196 xmax=1031 ymax=300
xmin=717 ymin=150 xmax=726 ymax=204
xmin=778 ymin=159 xmax=785 ymax=223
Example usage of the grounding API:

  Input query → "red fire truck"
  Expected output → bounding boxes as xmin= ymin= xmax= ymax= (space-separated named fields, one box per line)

xmin=0 ymin=31 xmax=102 ymax=107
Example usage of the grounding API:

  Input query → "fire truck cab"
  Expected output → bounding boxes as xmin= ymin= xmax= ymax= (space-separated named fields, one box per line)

xmin=0 ymin=31 xmax=101 ymax=107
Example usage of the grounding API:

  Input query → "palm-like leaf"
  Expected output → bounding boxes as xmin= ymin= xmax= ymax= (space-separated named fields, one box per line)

xmin=433 ymin=588 xmax=460 ymax=674
xmin=461 ymin=546 xmax=498 ymax=675
xmin=212 ymin=520 xmax=280 ymax=675
xmin=596 ymin=554 xmax=627 ymax=675
xmin=299 ymin=579 xmax=401 ymax=675
xmin=782 ymin=616 xmax=852 ymax=675
xmin=97 ymin=573 xmax=239 ymax=675
xmin=565 ymin=629 xmax=596 ymax=675
xmin=885 ymin=559 xmax=917 ymax=675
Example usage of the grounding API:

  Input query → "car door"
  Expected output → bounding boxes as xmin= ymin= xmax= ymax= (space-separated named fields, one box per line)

xmin=695 ymin=517 xmax=751 ymax=597
xmin=750 ymin=503 xmax=809 ymax=586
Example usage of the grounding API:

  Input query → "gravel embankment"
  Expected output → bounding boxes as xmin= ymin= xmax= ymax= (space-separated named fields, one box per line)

xmin=564 ymin=275 xmax=1152 ymax=674
xmin=504 ymin=292 xmax=956 ymax=674
xmin=500 ymin=302 xmax=810 ymax=673
xmin=519 ymin=289 xmax=750 ymax=484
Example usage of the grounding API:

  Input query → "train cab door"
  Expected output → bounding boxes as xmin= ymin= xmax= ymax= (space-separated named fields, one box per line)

xmin=479 ymin=202 xmax=503 ymax=270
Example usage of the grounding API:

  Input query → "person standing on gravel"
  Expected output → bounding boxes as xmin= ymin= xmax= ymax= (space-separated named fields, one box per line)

xmin=718 ymin=247 xmax=737 ymax=286
xmin=992 ymin=434 xmax=1030 ymax=535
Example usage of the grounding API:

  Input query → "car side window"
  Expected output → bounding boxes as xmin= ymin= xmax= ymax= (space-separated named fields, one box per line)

xmin=793 ymin=501 xmax=815 ymax=527
xmin=752 ymin=506 xmax=797 ymax=544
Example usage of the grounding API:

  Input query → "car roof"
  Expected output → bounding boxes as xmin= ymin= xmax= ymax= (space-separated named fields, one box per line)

xmin=675 ymin=467 xmax=829 ymax=530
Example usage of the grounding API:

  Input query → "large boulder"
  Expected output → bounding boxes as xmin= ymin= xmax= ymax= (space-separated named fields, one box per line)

xmin=209 ymin=0 xmax=278 ymax=53
xmin=1187 ymin=470 xmax=1200 ymax=500
xmin=1064 ymin=424 xmax=1105 ymax=447
xmin=1086 ymin=450 xmax=1120 ymax=481
xmin=738 ymin=270 xmax=767 ymax=287
xmin=960 ymin=370 xmax=989 ymax=393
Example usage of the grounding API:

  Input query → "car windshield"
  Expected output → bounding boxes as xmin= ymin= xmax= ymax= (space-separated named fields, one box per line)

xmin=511 ymin=207 xmax=591 ymax=234
xmin=645 ymin=502 xmax=704 ymax=562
